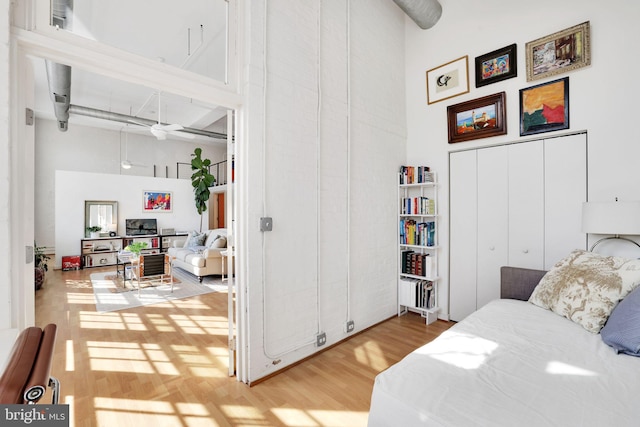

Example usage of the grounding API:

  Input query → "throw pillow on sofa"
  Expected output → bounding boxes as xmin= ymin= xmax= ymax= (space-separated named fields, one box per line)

xmin=183 ymin=230 xmax=207 ymax=248
xmin=210 ymin=235 xmax=227 ymax=248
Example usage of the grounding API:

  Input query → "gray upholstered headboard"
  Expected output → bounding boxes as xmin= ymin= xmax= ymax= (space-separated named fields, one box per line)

xmin=500 ymin=266 xmax=547 ymax=301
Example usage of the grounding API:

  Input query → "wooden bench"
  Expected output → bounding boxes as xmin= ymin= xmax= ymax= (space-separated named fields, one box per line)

xmin=0 ymin=324 xmax=59 ymax=404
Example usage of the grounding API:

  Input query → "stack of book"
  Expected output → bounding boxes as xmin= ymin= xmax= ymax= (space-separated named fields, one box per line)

xmin=399 ymin=220 xmax=436 ymax=246
xmin=399 ymin=166 xmax=434 ymax=184
xmin=401 ymin=197 xmax=435 ymax=215
xmin=401 ymin=250 xmax=434 ymax=277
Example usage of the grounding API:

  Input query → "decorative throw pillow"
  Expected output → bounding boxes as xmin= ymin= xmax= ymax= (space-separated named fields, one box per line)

xmin=601 ymin=286 xmax=640 ymax=356
xmin=210 ymin=236 xmax=227 ymax=248
xmin=528 ymin=249 xmax=640 ymax=333
xmin=183 ymin=230 xmax=207 ymax=248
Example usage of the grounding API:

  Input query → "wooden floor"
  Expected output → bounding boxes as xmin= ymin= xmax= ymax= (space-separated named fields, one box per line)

xmin=35 ymin=266 xmax=452 ymax=427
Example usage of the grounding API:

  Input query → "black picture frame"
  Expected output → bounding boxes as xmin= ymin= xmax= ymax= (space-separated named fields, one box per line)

xmin=475 ymin=44 xmax=517 ymax=88
xmin=519 ymin=77 xmax=569 ymax=136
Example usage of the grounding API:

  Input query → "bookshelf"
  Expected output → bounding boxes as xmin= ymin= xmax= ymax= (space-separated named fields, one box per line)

xmin=80 ymin=234 xmax=183 ymax=268
xmin=398 ymin=166 xmax=439 ymax=324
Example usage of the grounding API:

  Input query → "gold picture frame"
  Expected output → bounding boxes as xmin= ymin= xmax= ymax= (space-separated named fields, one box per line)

xmin=426 ymin=56 xmax=470 ymax=105
xmin=525 ymin=21 xmax=591 ymax=82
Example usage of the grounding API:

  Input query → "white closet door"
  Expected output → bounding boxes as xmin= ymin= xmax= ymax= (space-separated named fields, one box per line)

xmin=544 ymin=134 xmax=587 ymax=268
xmin=508 ymin=141 xmax=544 ymax=269
xmin=449 ymin=150 xmax=478 ymax=322
xmin=476 ymin=146 xmax=509 ymax=310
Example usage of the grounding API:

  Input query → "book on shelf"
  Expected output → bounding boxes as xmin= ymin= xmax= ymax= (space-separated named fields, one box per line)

xmin=412 ymin=280 xmax=434 ymax=309
xmin=400 ymin=220 xmax=435 ymax=247
xmin=399 ymin=165 xmax=434 ymax=185
xmin=400 ymin=197 xmax=435 ymax=215
xmin=401 ymin=251 xmax=433 ymax=277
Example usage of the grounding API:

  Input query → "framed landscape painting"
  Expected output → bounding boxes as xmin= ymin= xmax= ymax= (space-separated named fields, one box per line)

xmin=426 ymin=56 xmax=470 ymax=105
xmin=526 ymin=21 xmax=590 ymax=81
xmin=447 ymin=92 xmax=506 ymax=143
xmin=475 ymin=44 xmax=517 ymax=87
xmin=519 ymin=77 xmax=569 ymax=136
xmin=143 ymin=191 xmax=172 ymax=212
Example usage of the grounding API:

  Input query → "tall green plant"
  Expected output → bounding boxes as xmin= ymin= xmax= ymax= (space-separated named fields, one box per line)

xmin=191 ymin=148 xmax=216 ymax=231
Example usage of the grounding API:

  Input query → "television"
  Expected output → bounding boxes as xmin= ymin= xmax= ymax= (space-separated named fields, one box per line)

xmin=125 ymin=218 xmax=158 ymax=236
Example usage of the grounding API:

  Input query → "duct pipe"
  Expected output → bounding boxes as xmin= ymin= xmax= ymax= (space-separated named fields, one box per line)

xmin=45 ymin=60 xmax=72 ymax=131
xmin=393 ymin=0 xmax=442 ymax=30
xmin=68 ymin=104 xmax=227 ymax=140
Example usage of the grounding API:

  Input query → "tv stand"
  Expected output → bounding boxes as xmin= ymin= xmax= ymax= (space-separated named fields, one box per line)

xmin=80 ymin=233 xmax=186 ymax=269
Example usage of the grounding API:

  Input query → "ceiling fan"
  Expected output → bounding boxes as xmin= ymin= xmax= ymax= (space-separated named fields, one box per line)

xmin=120 ymin=127 xmax=147 ymax=169
xmin=128 ymin=92 xmax=195 ymax=141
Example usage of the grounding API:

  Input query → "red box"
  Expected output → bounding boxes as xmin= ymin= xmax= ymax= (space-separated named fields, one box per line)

xmin=62 ymin=255 xmax=81 ymax=271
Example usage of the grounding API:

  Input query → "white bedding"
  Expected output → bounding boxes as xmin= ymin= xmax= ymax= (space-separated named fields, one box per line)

xmin=368 ymin=299 xmax=640 ymax=426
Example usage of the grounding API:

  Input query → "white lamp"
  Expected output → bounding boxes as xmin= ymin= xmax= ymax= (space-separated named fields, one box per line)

xmin=581 ymin=200 xmax=640 ymax=251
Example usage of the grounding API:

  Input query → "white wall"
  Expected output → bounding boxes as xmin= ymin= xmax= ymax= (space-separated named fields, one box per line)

xmin=35 ymin=117 xmax=226 ymax=252
xmin=243 ymin=0 xmax=406 ymax=381
xmin=404 ymin=0 xmax=640 ymax=318
xmin=54 ymin=170 xmax=204 ymax=269
xmin=0 ymin=0 xmax=11 ymax=329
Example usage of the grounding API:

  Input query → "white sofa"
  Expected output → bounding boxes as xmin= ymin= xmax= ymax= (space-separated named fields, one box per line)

xmin=167 ymin=228 xmax=231 ymax=282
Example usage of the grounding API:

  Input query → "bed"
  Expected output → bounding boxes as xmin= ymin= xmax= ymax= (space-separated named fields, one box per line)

xmin=368 ymin=250 xmax=640 ymax=427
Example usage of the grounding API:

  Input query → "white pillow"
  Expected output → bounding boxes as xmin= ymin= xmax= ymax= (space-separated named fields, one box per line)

xmin=529 ymin=249 xmax=640 ymax=333
xmin=210 ymin=236 xmax=227 ymax=248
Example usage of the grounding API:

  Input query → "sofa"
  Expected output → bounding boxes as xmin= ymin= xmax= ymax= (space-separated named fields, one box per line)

xmin=167 ymin=228 xmax=232 ymax=282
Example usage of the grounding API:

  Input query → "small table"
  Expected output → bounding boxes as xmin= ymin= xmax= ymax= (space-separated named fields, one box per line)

xmin=119 ymin=253 xmax=174 ymax=295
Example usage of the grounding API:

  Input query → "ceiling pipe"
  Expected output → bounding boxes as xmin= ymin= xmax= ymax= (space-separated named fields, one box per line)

xmin=47 ymin=0 xmax=73 ymax=131
xmin=393 ymin=0 xmax=442 ymax=30
xmin=68 ymin=104 xmax=227 ymax=140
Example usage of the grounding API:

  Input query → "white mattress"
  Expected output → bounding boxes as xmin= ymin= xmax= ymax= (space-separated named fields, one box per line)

xmin=368 ymin=299 xmax=640 ymax=427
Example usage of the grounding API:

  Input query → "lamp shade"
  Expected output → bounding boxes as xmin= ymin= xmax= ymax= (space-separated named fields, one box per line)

xmin=581 ymin=201 xmax=640 ymax=235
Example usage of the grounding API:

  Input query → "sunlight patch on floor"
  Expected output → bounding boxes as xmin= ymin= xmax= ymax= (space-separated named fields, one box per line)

xmin=220 ymin=404 xmax=265 ymax=424
xmin=354 ymin=341 xmax=389 ymax=372
xmin=79 ymin=311 xmax=149 ymax=331
xmin=67 ymin=292 xmax=98 ymax=304
xmin=94 ymin=398 xmax=219 ymax=427
xmin=86 ymin=341 xmax=179 ymax=375
xmin=65 ymin=340 xmax=75 ymax=371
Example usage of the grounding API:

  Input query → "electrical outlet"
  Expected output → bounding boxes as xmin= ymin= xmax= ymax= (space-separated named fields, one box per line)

xmin=316 ymin=332 xmax=326 ymax=347
xmin=346 ymin=320 xmax=355 ymax=333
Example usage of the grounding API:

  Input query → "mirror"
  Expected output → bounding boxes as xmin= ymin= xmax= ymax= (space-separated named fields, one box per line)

xmin=85 ymin=201 xmax=118 ymax=237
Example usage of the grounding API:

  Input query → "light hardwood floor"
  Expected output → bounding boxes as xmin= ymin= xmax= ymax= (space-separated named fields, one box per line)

xmin=35 ymin=266 xmax=452 ymax=427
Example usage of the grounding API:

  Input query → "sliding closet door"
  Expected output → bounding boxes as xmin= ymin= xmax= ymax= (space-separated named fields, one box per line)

xmin=476 ymin=146 xmax=509 ymax=310
xmin=544 ymin=134 xmax=588 ymax=268
xmin=449 ymin=150 xmax=478 ymax=322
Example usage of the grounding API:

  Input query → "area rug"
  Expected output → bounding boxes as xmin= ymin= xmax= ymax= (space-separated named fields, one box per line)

xmin=91 ymin=268 xmax=229 ymax=313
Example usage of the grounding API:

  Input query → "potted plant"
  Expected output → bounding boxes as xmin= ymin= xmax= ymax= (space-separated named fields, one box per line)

xmin=191 ymin=147 xmax=216 ymax=232
xmin=124 ymin=241 xmax=148 ymax=257
xmin=86 ymin=225 xmax=102 ymax=239
xmin=34 ymin=243 xmax=50 ymax=291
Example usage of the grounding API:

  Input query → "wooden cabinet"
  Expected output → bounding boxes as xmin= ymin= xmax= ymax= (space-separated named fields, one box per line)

xmin=449 ymin=134 xmax=587 ymax=321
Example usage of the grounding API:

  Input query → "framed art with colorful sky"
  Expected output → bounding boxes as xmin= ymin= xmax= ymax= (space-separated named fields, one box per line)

xmin=519 ymin=77 xmax=569 ymax=136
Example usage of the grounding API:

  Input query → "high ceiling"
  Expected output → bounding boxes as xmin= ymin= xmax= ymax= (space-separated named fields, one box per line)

xmin=34 ymin=0 xmax=230 ymax=142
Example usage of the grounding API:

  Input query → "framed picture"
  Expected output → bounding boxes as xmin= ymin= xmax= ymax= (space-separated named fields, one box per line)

xmin=475 ymin=44 xmax=517 ymax=88
xmin=447 ymin=92 xmax=507 ymax=144
xmin=426 ymin=56 xmax=470 ymax=105
xmin=143 ymin=191 xmax=172 ymax=212
xmin=525 ymin=21 xmax=590 ymax=81
xmin=519 ymin=77 xmax=569 ymax=136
